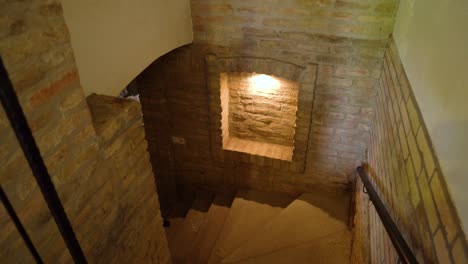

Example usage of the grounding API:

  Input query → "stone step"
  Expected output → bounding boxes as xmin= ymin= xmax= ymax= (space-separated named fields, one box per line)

xmin=224 ymin=230 xmax=351 ymax=264
xmin=208 ymin=189 xmax=294 ymax=264
xmin=188 ymin=192 xmax=235 ymax=264
xmin=169 ymin=190 xmax=214 ymax=263
xmin=165 ymin=200 xmax=194 ymax=247
xmin=222 ymin=191 xmax=351 ymax=263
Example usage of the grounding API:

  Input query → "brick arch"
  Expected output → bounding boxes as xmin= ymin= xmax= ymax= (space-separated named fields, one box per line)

xmin=212 ymin=56 xmax=304 ymax=81
xmin=206 ymin=55 xmax=317 ymax=173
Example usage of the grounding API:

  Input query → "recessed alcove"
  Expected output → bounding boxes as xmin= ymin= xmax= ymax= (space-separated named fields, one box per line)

xmin=207 ymin=56 xmax=317 ymax=172
xmin=220 ymin=72 xmax=299 ymax=161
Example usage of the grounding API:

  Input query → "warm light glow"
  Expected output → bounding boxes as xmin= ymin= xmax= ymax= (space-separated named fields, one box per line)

xmin=249 ymin=74 xmax=280 ymax=94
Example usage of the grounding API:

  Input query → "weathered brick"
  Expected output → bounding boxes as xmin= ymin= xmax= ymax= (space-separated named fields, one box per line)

xmin=335 ymin=66 xmax=370 ymax=78
xmin=407 ymin=131 xmax=422 ymax=177
xmin=452 ymin=236 xmax=468 ymax=264
xmin=406 ymin=159 xmax=420 ymax=207
xmin=59 ymin=87 xmax=85 ymax=112
xmin=431 ymin=171 xmax=459 ymax=243
xmin=359 ymin=37 xmax=467 ymax=263
xmin=399 ymin=72 xmax=411 ymax=102
xmin=1 ymin=1 xmax=171 ymax=262
xmin=28 ymin=70 xmax=79 ymax=107
xmin=416 ymin=128 xmax=436 ymax=177
xmin=407 ymin=97 xmax=421 ymax=134
xmin=416 ymin=203 xmax=436 ymax=263
xmin=400 ymin=99 xmax=411 ymax=135
xmin=434 ymin=229 xmax=452 ymax=264
xmin=418 ymin=171 xmax=439 ymax=233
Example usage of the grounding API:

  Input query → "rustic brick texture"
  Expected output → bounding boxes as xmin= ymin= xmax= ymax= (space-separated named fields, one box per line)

xmin=85 ymin=95 xmax=171 ymax=263
xmin=206 ymin=56 xmax=314 ymax=171
xmin=0 ymin=186 xmax=36 ymax=263
xmin=351 ymin=39 xmax=468 ymax=263
xmin=0 ymin=1 xmax=170 ymax=262
xmin=227 ymin=72 xmax=298 ymax=146
xmin=139 ymin=0 xmax=399 ymax=197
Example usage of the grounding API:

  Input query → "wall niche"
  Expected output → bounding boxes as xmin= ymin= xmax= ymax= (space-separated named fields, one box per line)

xmin=207 ymin=56 xmax=317 ymax=172
xmin=221 ymin=72 xmax=298 ymax=161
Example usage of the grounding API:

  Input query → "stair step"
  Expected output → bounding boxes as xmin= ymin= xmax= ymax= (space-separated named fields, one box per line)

xmin=189 ymin=192 xmax=235 ymax=264
xmin=222 ymin=191 xmax=351 ymax=263
xmin=165 ymin=200 xmax=193 ymax=244
xmin=225 ymin=230 xmax=351 ymax=264
xmin=208 ymin=189 xmax=294 ymax=263
xmin=170 ymin=190 xmax=214 ymax=263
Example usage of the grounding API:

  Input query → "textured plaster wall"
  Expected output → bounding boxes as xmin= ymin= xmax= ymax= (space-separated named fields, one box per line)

xmin=393 ymin=0 xmax=468 ymax=231
xmin=60 ymin=0 xmax=193 ymax=96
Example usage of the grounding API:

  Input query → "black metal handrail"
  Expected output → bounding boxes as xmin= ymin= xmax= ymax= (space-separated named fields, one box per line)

xmin=0 ymin=58 xmax=87 ymax=263
xmin=0 ymin=186 xmax=43 ymax=263
xmin=356 ymin=166 xmax=418 ymax=264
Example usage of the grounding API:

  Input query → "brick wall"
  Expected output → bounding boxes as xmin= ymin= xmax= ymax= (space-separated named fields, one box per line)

xmin=139 ymin=0 xmax=399 ymax=197
xmin=85 ymin=95 xmax=171 ymax=263
xmin=227 ymin=72 xmax=298 ymax=146
xmin=351 ymin=39 xmax=468 ymax=263
xmin=0 ymin=1 xmax=169 ymax=262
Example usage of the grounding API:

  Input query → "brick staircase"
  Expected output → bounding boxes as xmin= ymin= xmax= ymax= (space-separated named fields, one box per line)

xmin=165 ymin=189 xmax=352 ymax=264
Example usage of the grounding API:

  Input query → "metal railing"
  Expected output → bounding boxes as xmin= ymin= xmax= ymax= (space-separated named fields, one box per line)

xmin=356 ymin=166 xmax=418 ymax=264
xmin=0 ymin=58 xmax=87 ymax=263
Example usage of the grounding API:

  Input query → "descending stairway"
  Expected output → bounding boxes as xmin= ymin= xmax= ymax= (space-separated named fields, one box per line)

xmin=164 ymin=189 xmax=352 ymax=264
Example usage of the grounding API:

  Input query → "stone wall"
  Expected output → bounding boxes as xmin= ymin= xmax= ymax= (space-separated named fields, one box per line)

xmin=351 ymin=39 xmax=468 ymax=263
xmin=227 ymin=72 xmax=298 ymax=146
xmin=139 ymin=0 xmax=399 ymax=197
xmin=0 ymin=1 xmax=169 ymax=262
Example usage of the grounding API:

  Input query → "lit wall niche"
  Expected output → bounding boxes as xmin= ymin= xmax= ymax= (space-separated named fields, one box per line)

xmin=221 ymin=72 xmax=299 ymax=160
xmin=207 ymin=56 xmax=317 ymax=173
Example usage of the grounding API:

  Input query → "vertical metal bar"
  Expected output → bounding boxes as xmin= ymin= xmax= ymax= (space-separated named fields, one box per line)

xmin=0 ymin=58 xmax=87 ymax=263
xmin=0 ymin=186 xmax=43 ymax=263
